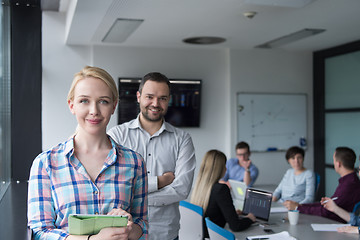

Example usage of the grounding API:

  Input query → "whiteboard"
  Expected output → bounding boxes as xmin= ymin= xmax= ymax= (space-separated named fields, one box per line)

xmin=237 ymin=93 xmax=307 ymax=152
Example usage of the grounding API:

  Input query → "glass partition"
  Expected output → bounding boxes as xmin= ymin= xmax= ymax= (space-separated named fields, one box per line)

xmin=0 ymin=1 xmax=11 ymax=200
xmin=323 ymin=49 xmax=360 ymax=199
xmin=325 ymin=168 xmax=338 ymax=197
xmin=325 ymin=50 xmax=360 ymax=109
xmin=325 ymin=112 xmax=360 ymax=164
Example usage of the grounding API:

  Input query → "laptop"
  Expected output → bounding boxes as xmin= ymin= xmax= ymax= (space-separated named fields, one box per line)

xmin=242 ymin=188 xmax=273 ymax=222
xmin=228 ymin=179 xmax=247 ymax=210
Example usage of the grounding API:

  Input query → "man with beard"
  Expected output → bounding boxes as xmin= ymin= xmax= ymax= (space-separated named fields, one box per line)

xmin=108 ymin=72 xmax=196 ymax=240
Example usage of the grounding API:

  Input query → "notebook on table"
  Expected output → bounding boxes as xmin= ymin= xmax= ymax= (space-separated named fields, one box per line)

xmin=242 ymin=188 xmax=273 ymax=222
xmin=228 ymin=179 xmax=247 ymax=210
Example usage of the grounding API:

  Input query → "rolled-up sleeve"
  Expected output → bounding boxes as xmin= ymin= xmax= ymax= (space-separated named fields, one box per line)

xmin=132 ymin=156 xmax=149 ymax=239
xmin=148 ymin=134 xmax=196 ymax=206
xmin=28 ymin=156 xmax=69 ymax=240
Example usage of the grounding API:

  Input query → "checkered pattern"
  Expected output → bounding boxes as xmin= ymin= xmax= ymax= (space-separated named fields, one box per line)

xmin=28 ymin=137 xmax=148 ymax=240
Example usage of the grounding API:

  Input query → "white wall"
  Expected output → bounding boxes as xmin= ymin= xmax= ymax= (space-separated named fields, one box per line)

xmin=42 ymin=11 xmax=313 ymax=185
xmin=43 ymin=12 xmax=231 ymax=178
xmin=92 ymin=46 xmax=231 ymax=177
xmin=42 ymin=12 xmax=91 ymax=148
xmin=230 ymin=49 xmax=313 ymax=184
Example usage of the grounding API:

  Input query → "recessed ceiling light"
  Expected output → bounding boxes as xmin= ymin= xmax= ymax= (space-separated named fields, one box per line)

xmin=183 ymin=37 xmax=226 ymax=45
xmin=255 ymin=28 xmax=326 ymax=48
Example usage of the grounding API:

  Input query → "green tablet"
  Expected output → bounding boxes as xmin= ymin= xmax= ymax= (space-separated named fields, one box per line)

xmin=68 ymin=214 xmax=128 ymax=235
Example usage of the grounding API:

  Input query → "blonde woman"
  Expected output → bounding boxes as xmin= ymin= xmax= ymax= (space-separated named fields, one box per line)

xmin=191 ymin=150 xmax=256 ymax=238
xmin=27 ymin=66 xmax=148 ymax=240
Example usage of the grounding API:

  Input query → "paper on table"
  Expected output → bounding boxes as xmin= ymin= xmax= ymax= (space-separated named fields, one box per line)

xmin=246 ymin=231 xmax=297 ymax=240
xmin=311 ymin=223 xmax=350 ymax=232
xmin=270 ymin=206 xmax=288 ymax=213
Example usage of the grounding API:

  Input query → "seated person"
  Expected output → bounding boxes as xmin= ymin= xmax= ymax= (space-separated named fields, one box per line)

xmin=191 ymin=150 xmax=256 ymax=238
xmin=284 ymin=147 xmax=360 ymax=223
xmin=219 ymin=141 xmax=259 ymax=187
xmin=272 ymin=146 xmax=315 ymax=204
xmin=322 ymin=197 xmax=360 ymax=233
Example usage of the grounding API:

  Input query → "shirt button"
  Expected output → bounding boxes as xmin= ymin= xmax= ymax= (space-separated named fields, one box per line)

xmin=147 ymin=171 xmax=150 ymax=174
xmin=148 ymin=153 xmax=151 ymax=156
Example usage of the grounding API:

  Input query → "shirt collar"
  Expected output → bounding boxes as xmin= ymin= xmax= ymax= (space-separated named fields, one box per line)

xmin=339 ymin=171 xmax=357 ymax=184
xmin=64 ymin=136 xmax=75 ymax=156
xmin=130 ymin=114 xmax=174 ymax=135
xmin=64 ymin=135 xmax=118 ymax=166
xmin=105 ymin=136 xmax=118 ymax=166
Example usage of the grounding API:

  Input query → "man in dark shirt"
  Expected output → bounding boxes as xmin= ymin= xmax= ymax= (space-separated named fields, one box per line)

xmin=284 ymin=147 xmax=360 ymax=223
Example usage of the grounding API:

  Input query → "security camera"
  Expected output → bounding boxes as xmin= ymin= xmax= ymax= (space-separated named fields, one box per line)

xmin=243 ymin=11 xmax=257 ymax=19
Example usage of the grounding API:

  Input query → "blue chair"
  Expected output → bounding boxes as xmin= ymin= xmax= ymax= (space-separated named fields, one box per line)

xmin=205 ymin=217 xmax=235 ymax=240
xmin=352 ymin=201 xmax=360 ymax=216
xmin=179 ymin=200 xmax=203 ymax=240
xmin=315 ymin=172 xmax=320 ymax=194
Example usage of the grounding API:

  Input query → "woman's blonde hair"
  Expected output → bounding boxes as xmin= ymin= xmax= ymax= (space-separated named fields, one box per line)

xmin=190 ymin=149 xmax=227 ymax=211
xmin=67 ymin=66 xmax=118 ymax=136
xmin=67 ymin=66 xmax=119 ymax=102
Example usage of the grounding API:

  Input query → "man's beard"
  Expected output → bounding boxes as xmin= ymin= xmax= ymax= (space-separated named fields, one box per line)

xmin=141 ymin=107 xmax=166 ymax=122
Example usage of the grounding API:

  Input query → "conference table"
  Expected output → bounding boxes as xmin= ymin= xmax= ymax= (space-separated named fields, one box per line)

xmin=230 ymin=184 xmax=359 ymax=240
xmin=231 ymin=211 xmax=359 ymax=240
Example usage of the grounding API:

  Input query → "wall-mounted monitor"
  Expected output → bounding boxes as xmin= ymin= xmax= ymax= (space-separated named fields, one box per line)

xmin=118 ymin=78 xmax=202 ymax=127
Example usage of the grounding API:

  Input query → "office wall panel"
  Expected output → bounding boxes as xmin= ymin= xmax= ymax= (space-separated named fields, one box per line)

xmin=11 ymin=4 xmax=42 ymax=181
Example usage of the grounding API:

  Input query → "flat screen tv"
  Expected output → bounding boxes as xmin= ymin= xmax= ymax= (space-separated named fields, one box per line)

xmin=118 ymin=78 xmax=201 ymax=127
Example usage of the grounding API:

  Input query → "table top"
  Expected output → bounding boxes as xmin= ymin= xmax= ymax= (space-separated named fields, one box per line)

xmin=228 ymin=184 xmax=358 ymax=239
xmin=231 ymin=212 xmax=359 ymax=240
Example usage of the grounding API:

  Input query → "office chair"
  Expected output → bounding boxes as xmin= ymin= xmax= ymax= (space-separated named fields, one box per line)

xmin=179 ymin=200 xmax=204 ymax=240
xmin=352 ymin=201 xmax=360 ymax=216
xmin=315 ymin=172 xmax=321 ymax=194
xmin=205 ymin=217 xmax=235 ymax=240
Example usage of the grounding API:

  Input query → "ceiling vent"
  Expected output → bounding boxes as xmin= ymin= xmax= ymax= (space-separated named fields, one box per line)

xmin=244 ymin=0 xmax=316 ymax=8
xmin=102 ymin=18 xmax=143 ymax=43
xmin=255 ymin=28 xmax=325 ymax=49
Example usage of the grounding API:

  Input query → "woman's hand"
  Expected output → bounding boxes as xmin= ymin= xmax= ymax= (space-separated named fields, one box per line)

xmin=90 ymin=208 xmax=134 ymax=240
xmin=245 ymin=213 xmax=256 ymax=222
xmin=67 ymin=208 xmax=142 ymax=240
xmin=107 ymin=207 xmax=133 ymax=222
xmin=283 ymin=200 xmax=299 ymax=210
xmin=106 ymin=208 xmax=143 ymax=240
xmin=91 ymin=226 xmax=133 ymax=240
xmin=337 ymin=226 xmax=359 ymax=234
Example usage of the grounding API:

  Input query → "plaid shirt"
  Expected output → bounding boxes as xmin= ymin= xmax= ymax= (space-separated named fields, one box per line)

xmin=27 ymin=136 xmax=148 ymax=240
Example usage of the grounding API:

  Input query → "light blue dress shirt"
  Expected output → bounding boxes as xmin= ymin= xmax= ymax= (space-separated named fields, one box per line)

xmin=108 ymin=116 xmax=196 ymax=240
xmin=221 ymin=157 xmax=259 ymax=187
